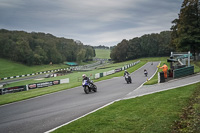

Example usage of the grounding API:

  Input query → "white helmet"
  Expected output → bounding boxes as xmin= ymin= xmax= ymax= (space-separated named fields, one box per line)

xmin=82 ymin=74 xmax=86 ymax=78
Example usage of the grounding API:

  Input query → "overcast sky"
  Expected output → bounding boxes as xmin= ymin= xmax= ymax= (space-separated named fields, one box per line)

xmin=0 ymin=0 xmax=183 ymax=46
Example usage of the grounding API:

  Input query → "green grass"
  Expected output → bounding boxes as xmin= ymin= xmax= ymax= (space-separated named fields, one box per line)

xmin=193 ymin=61 xmax=200 ymax=73
xmin=95 ymin=49 xmax=111 ymax=59
xmin=0 ymin=58 xmax=69 ymax=78
xmin=53 ymin=82 xmax=200 ymax=133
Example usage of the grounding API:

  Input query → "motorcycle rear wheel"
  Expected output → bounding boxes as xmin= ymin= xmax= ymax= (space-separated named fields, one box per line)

xmin=92 ymin=85 xmax=97 ymax=92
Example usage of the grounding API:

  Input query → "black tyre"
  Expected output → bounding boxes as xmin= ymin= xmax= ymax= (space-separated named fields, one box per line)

xmin=93 ymin=85 xmax=97 ymax=92
xmin=84 ymin=86 xmax=90 ymax=94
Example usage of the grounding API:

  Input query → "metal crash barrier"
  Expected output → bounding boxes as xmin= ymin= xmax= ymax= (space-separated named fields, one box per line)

xmin=173 ymin=66 xmax=194 ymax=78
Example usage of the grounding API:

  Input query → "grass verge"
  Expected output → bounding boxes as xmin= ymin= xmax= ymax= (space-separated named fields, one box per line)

xmin=0 ymin=58 xmax=69 ymax=78
xmin=53 ymin=82 xmax=200 ymax=133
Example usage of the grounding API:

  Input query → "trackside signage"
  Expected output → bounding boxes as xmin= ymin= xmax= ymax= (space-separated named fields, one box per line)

xmin=28 ymin=80 xmax=60 ymax=90
xmin=0 ymin=78 xmax=68 ymax=95
xmin=0 ymin=86 xmax=26 ymax=95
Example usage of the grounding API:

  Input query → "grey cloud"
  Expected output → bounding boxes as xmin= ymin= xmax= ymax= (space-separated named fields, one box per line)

xmin=0 ymin=0 xmax=183 ymax=46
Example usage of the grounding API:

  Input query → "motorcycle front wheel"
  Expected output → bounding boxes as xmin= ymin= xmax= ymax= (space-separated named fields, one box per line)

xmin=84 ymin=86 xmax=90 ymax=94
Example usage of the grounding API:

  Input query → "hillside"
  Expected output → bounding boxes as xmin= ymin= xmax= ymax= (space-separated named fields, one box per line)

xmin=94 ymin=49 xmax=111 ymax=59
xmin=0 ymin=58 xmax=67 ymax=78
xmin=0 ymin=29 xmax=95 ymax=65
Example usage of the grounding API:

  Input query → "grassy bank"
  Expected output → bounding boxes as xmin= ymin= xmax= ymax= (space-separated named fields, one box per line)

xmin=53 ymin=82 xmax=200 ymax=133
xmin=0 ymin=58 xmax=68 ymax=78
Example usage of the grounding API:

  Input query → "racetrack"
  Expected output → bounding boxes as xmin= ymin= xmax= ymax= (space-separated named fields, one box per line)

xmin=0 ymin=62 xmax=159 ymax=133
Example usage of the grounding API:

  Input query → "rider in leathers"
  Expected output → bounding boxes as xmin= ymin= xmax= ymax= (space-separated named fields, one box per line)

xmin=124 ymin=70 xmax=129 ymax=76
xmin=82 ymin=74 xmax=92 ymax=84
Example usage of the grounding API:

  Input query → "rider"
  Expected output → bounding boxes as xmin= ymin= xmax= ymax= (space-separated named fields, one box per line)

xmin=82 ymin=74 xmax=92 ymax=84
xmin=144 ymin=69 xmax=148 ymax=76
xmin=124 ymin=70 xmax=129 ymax=76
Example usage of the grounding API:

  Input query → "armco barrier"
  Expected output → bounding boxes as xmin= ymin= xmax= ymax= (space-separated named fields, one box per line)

xmin=95 ymin=73 xmax=100 ymax=79
xmin=103 ymin=72 xmax=107 ymax=77
xmin=107 ymin=70 xmax=115 ymax=75
xmin=0 ymin=68 xmax=70 ymax=81
xmin=94 ymin=60 xmax=140 ymax=79
xmin=100 ymin=73 xmax=103 ymax=78
xmin=173 ymin=66 xmax=194 ymax=78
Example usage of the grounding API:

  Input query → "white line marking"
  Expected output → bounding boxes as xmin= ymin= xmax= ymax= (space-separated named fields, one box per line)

xmin=126 ymin=61 xmax=160 ymax=96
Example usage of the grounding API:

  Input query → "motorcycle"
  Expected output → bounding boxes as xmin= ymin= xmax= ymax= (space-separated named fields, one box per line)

xmin=125 ymin=73 xmax=132 ymax=84
xmin=144 ymin=72 xmax=148 ymax=77
xmin=82 ymin=80 xmax=97 ymax=94
xmin=144 ymin=70 xmax=148 ymax=77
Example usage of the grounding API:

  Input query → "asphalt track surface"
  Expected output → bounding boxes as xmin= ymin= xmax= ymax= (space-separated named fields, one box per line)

xmin=0 ymin=62 xmax=167 ymax=133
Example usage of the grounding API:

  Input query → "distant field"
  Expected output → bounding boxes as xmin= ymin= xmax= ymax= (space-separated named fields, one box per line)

xmin=95 ymin=49 xmax=111 ymax=59
xmin=0 ymin=58 xmax=68 ymax=78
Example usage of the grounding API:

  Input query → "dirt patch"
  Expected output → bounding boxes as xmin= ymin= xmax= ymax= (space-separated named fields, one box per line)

xmin=171 ymin=84 xmax=200 ymax=133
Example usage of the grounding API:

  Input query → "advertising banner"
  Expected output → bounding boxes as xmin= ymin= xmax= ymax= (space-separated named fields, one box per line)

xmin=0 ymin=86 xmax=26 ymax=95
xmin=28 ymin=80 xmax=60 ymax=90
xmin=28 ymin=84 xmax=37 ymax=89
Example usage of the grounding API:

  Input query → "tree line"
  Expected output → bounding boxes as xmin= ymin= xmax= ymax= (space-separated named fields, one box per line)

xmin=93 ymin=45 xmax=110 ymax=49
xmin=110 ymin=31 xmax=173 ymax=62
xmin=111 ymin=0 xmax=200 ymax=62
xmin=0 ymin=29 xmax=95 ymax=65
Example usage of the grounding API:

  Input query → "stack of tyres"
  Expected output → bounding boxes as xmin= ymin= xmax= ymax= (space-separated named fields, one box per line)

xmin=159 ymin=72 xmax=165 ymax=83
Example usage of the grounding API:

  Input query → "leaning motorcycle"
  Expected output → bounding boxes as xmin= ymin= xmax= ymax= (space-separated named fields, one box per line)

xmin=82 ymin=80 xmax=97 ymax=94
xmin=125 ymin=73 xmax=132 ymax=84
xmin=144 ymin=72 xmax=148 ymax=77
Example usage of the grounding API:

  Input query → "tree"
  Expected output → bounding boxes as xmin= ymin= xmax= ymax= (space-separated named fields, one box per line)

xmin=85 ymin=46 xmax=95 ymax=60
xmin=128 ymin=37 xmax=142 ymax=59
xmin=111 ymin=39 xmax=129 ymax=62
xmin=171 ymin=0 xmax=200 ymax=58
xmin=33 ymin=45 xmax=47 ymax=65
xmin=76 ymin=49 xmax=86 ymax=62
xmin=110 ymin=31 xmax=173 ymax=62
xmin=0 ymin=29 xmax=96 ymax=65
